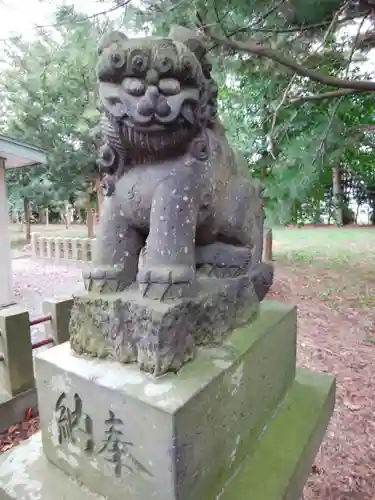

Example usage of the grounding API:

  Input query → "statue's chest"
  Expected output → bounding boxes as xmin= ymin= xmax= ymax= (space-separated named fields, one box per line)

xmin=115 ymin=160 xmax=189 ymax=219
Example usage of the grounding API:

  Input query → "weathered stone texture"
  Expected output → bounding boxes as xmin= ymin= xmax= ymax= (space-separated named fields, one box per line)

xmin=39 ymin=302 xmax=296 ymax=500
xmin=70 ymin=272 xmax=265 ymax=374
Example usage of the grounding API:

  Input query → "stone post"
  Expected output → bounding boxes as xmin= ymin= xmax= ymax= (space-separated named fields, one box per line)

xmin=55 ymin=237 xmax=63 ymax=261
xmin=42 ymin=298 xmax=73 ymax=345
xmin=39 ymin=237 xmax=46 ymax=258
xmin=46 ymin=237 xmax=53 ymax=259
xmin=31 ymin=232 xmax=39 ymax=258
xmin=81 ymin=238 xmax=90 ymax=262
xmin=263 ymin=228 xmax=273 ymax=262
xmin=0 ymin=157 xmax=13 ymax=307
xmin=63 ymin=238 xmax=70 ymax=260
xmin=71 ymin=238 xmax=79 ymax=260
xmin=0 ymin=306 xmax=34 ymax=396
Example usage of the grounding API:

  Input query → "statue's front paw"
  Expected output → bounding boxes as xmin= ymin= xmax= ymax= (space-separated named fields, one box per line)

xmin=137 ymin=265 xmax=197 ymax=300
xmin=83 ymin=267 xmax=131 ymax=293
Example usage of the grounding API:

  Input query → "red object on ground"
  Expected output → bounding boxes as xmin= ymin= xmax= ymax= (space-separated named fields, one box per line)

xmin=24 ymin=408 xmax=33 ymax=421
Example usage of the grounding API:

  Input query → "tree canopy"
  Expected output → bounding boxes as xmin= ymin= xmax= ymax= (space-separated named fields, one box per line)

xmin=1 ymin=0 xmax=375 ymax=225
xmin=0 ymin=5 xmax=107 ymax=217
xmin=122 ymin=0 xmax=375 ymax=223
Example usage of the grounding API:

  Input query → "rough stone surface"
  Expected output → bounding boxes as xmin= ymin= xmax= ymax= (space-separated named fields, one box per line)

xmin=0 ymin=433 xmax=106 ymax=500
xmin=70 ymin=270 xmax=268 ymax=374
xmin=209 ymin=368 xmax=336 ymax=500
xmin=0 ymin=368 xmax=335 ymax=500
xmin=36 ymin=301 xmax=296 ymax=500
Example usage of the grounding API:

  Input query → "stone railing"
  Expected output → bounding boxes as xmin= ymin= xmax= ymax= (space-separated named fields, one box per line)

xmin=0 ymin=297 xmax=72 ymax=432
xmin=31 ymin=229 xmax=273 ymax=263
xmin=31 ymin=233 xmax=94 ymax=262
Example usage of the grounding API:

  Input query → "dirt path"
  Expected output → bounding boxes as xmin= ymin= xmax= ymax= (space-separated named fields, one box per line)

xmin=2 ymin=254 xmax=375 ymax=499
xmin=12 ymin=258 xmax=84 ymax=343
xmin=269 ymin=263 xmax=375 ymax=500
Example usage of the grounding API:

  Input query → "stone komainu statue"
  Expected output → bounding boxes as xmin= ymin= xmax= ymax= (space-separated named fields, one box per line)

xmin=84 ymin=25 xmax=273 ymax=302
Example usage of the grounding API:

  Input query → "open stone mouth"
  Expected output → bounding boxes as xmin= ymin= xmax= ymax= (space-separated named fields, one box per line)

xmin=122 ymin=118 xmax=170 ymax=133
xmin=119 ymin=119 xmax=197 ymax=154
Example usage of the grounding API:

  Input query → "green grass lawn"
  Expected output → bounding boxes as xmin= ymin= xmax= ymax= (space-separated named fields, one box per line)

xmin=272 ymin=226 xmax=375 ymax=321
xmin=272 ymin=226 xmax=375 ymax=263
xmin=269 ymin=227 xmax=375 ymax=498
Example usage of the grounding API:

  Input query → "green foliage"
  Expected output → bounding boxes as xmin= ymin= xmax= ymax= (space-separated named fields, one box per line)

xmin=0 ymin=5 xmax=110 ymax=209
xmin=140 ymin=0 xmax=375 ymax=223
xmin=2 ymin=0 xmax=375 ymax=225
xmin=287 ymin=0 xmax=343 ymax=25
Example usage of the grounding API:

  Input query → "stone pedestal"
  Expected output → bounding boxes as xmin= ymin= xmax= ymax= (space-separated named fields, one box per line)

xmin=69 ymin=275 xmax=261 ymax=375
xmin=0 ymin=301 xmax=336 ymax=500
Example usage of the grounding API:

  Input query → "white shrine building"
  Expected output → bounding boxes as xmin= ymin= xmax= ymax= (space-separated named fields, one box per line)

xmin=0 ymin=134 xmax=46 ymax=307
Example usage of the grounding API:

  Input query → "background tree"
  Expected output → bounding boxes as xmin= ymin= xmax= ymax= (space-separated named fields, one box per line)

xmin=3 ymin=0 xmax=375 ymax=226
xmin=0 ymin=5 xmax=112 ymax=237
xmin=110 ymin=0 xmax=375 ymax=224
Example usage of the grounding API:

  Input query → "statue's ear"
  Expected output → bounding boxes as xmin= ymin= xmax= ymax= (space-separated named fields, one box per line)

xmin=168 ymin=25 xmax=208 ymax=63
xmin=97 ymin=31 xmax=128 ymax=55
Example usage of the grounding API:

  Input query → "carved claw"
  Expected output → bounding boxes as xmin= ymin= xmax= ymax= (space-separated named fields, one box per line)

xmin=195 ymin=243 xmax=251 ymax=279
xmin=82 ymin=267 xmax=130 ymax=294
xmin=137 ymin=266 xmax=197 ymax=301
xmin=198 ymin=264 xmax=245 ymax=279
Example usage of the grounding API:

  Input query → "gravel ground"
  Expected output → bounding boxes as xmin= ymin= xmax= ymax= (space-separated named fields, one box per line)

xmin=12 ymin=258 xmax=84 ymax=343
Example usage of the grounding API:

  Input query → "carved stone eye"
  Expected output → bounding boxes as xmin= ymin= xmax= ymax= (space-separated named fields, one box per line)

xmin=131 ymin=53 xmax=148 ymax=74
xmin=155 ymin=55 xmax=174 ymax=74
xmin=158 ymin=78 xmax=181 ymax=96
xmin=111 ymin=52 xmax=125 ymax=68
xmin=123 ymin=78 xmax=146 ymax=96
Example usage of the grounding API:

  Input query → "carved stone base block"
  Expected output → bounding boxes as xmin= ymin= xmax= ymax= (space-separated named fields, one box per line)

xmin=0 ymin=303 xmax=335 ymax=500
xmin=69 ymin=274 xmax=263 ymax=375
xmin=36 ymin=301 xmax=299 ymax=500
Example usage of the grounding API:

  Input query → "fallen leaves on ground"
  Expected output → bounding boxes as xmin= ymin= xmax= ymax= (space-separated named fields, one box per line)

xmin=269 ymin=259 xmax=375 ymax=500
xmin=0 ymin=415 xmax=39 ymax=453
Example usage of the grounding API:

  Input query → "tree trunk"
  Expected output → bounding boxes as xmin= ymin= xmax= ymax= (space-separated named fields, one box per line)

xmin=24 ymin=198 xmax=31 ymax=244
xmin=332 ymin=166 xmax=343 ymax=226
xmin=312 ymin=203 xmax=322 ymax=224
xmin=355 ymin=204 xmax=360 ymax=224
xmin=263 ymin=228 xmax=273 ymax=262
xmin=87 ymin=194 xmax=94 ymax=239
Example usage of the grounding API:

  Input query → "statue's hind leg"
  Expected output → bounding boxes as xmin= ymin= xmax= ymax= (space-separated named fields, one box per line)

xmin=215 ymin=176 xmax=273 ymax=301
xmin=218 ymin=176 xmax=265 ymax=265
xmin=83 ymin=196 xmax=144 ymax=293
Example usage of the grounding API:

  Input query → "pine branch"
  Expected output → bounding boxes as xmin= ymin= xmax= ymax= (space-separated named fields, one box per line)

xmin=243 ymin=15 xmax=363 ymax=33
xmin=269 ymin=6 xmax=349 ymax=147
xmin=288 ymin=12 xmax=371 ymax=106
xmin=289 ymin=88 xmax=369 ymax=105
xmin=197 ymin=16 xmax=375 ymax=91
xmin=34 ymin=0 xmax=132 ymax=29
